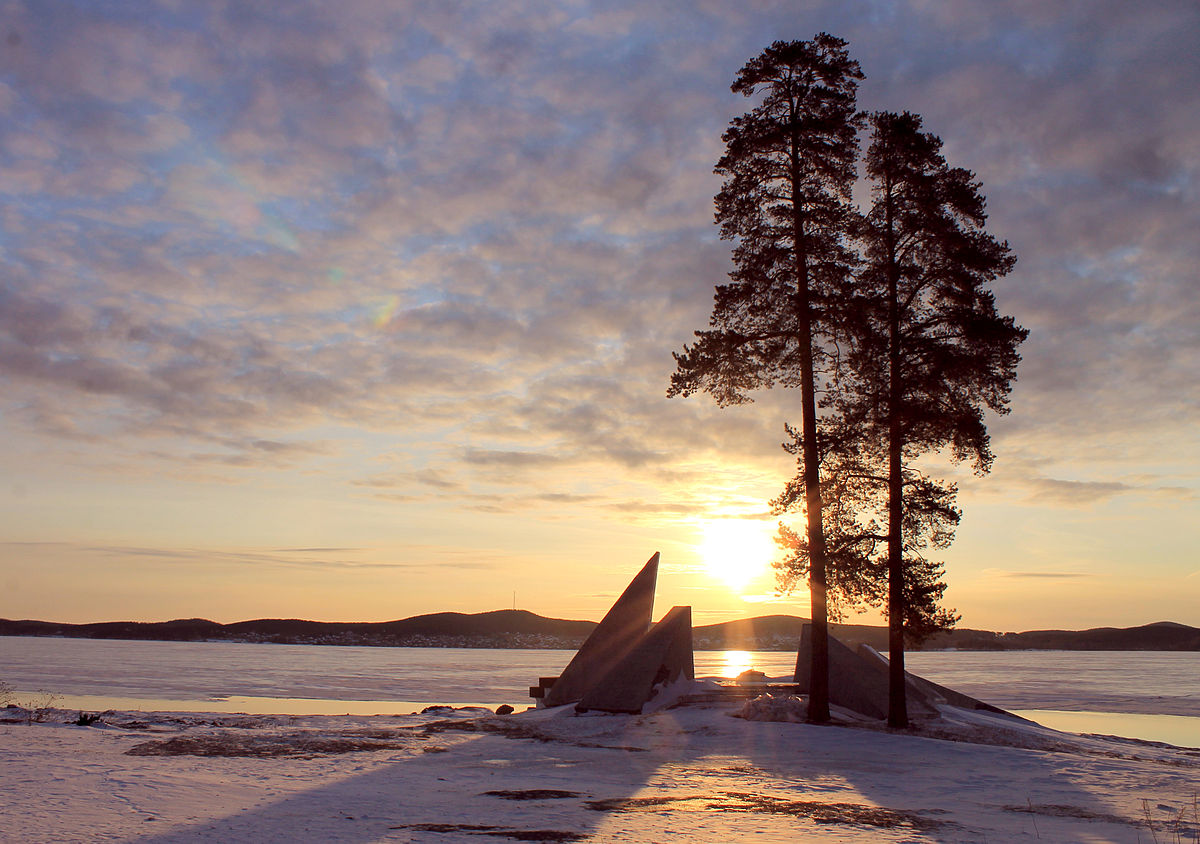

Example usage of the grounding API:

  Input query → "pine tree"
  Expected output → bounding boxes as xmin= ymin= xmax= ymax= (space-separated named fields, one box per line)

xmin=668 ymin=35 xmax=863 ymax=723
xmin=772 ymin=423 xmax=960 ymax=647
xmin=853 ymin=111 xmax=1028 ymax=727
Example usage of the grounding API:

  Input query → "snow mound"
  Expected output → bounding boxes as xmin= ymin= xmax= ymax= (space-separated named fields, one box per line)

xmin=736 ymin=693 xmax=808 ymax=723
xmin=642 ymin=676 xmax=700 ymax=713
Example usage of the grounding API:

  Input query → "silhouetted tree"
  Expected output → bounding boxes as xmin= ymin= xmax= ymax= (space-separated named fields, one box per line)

xmin=772 ymin=419 xmax=885 ymax=624
xmin=668 ymin=35 xmax=863 ymax=723
xmin=851 ymin=111 xmax=1027 ymax=727
xmin=773 ymin=424 xmax=960 ymax=645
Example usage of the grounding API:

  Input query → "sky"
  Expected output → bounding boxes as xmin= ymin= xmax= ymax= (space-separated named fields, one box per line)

xmin=0 ymin=0 xmax=1197 ymax=631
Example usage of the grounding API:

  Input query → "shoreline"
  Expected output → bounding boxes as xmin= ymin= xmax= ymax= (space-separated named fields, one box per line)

xmin=10 ymin=683 xmax=1200 ymax=748
xmin=6 ymin=631 xmax=1200 ymax=653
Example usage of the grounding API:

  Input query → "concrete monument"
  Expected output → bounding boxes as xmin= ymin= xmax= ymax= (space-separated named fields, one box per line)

xmin=541 ymin=552 xmax=660 ymax=708
xmin=577 ymin=605 xmax=695 ymax=714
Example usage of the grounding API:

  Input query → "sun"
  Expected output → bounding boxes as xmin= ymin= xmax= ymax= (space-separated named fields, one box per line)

xmin=697 ymin=519 xmax=778 ymax=591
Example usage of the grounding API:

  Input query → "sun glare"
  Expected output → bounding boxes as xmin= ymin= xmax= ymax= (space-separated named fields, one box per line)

xmin=722 ymin=650 xmax=754 ymax=678
xmin=697 ymin=519 xmax=777 ymax=592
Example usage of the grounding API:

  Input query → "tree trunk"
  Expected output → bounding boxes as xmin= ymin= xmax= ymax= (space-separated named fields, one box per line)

xmin=792 ymin=138 xmax=830 ymax=724
xmin=885 ymin=177 xmax=908 ymax=729
xmin=802 ymin=313 xmax=830 ymax=724
xmin=887 ymin=388 xmax=906 ymax=728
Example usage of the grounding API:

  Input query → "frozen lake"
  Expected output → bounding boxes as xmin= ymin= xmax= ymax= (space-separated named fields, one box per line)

xmin=2 ymin=637 xmax=1197 ymax=744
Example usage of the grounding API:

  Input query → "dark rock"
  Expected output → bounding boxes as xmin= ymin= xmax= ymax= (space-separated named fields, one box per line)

xmin=495 ymin=704 xmax=514 ymax=715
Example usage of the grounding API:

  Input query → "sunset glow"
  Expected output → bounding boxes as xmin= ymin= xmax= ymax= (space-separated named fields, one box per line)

xmin=697 ymin=520 xmax=777 ymax=592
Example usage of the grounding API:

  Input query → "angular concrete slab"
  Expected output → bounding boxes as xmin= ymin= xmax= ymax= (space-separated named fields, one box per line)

xmin=849 ymin=642 xmax=939 ymax=719
xmin=542 ymin=552 xmax=659 ymax=708
xmin=793 ymin=624 xmax=1016 ymax=720
xmin=794 ymin=624 xmax=899 ymax=719
xmin=577 ymin=605 xmax=694 ymax=714
xmin=794 ymin=625 xmax=942 ymax=719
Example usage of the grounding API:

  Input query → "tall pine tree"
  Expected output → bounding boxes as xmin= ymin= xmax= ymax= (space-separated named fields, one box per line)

xmin=853 ymin=111 xmax=1027 ymax=727
xmin=668 ymin=35 xmax=862 ymax=723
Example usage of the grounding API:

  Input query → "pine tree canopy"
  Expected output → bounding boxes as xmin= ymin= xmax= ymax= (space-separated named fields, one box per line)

xmin=668 ymin=34 xmax=863 ymax=407
xmin=853 ymin=110 xmax=1029 ymax=472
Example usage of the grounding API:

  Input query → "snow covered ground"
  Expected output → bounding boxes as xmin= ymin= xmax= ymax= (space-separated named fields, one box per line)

xmin=2 ymin=691 xmax=1198 ymax=843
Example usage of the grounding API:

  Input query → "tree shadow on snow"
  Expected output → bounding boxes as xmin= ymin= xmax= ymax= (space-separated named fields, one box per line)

xmin=127 ymin=705 xmax=1177 ymax=844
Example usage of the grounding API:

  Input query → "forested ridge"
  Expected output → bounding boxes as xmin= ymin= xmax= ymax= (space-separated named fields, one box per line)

xmin=3 ymin=612 xmax=1196 ymax=651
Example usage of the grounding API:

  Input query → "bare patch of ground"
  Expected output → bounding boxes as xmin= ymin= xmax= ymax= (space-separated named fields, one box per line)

xmin=482 ymin=790 xmax=585 ymax=800
xmin=1005 ymin=800 xmax=1200 ymax=840
xmin=584 ymin=791 xmax=950 ymax=831
xmin=1004 ymin=802 xmax=1138 ymax=825
xmin=125 ymin=729 xmax=414 ymax=758
xmin=422 ymin=717 xmax=648 ymax=751
xmin=392 ymin=823 xmax=588 ymax=841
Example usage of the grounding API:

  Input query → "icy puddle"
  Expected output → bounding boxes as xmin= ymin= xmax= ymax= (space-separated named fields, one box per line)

xmin=1015 ymin=709 xmax=1200 ymax=747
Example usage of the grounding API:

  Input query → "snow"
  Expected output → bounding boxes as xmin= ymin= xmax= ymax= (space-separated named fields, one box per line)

xmin=2 ymin=691 xmax=1198 ymax=843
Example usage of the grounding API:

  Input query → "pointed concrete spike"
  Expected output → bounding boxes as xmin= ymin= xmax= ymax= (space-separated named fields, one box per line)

xmin=542 ymin=552 xmax=659 ymax=707
xmin=577 ymin=605 xmax=694 ymax=714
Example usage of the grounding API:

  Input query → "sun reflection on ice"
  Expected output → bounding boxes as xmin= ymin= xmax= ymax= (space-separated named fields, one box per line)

xmin=722 ymin=650 xmax=754 ymax=678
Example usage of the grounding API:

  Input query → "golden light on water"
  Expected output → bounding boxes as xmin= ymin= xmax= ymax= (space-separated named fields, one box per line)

xmin=696 ymin=519 xmax=776 ymax=591
xmin=722 ymin=650 xmax=754 ymax=678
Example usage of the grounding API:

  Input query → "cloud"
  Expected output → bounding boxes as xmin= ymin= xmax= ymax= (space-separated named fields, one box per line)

xmin=0 ymin=0 xmax=1195 ymax=537
xmin=988 ymin=570 xmax=1095 ymax=579
xmin=461 ymin=449 xmax=565 ymax=469
xmin=47 ymin=542 xmax=499 ymax=572
xmin=1024 ymin=478 xmax=1136 ymax=506
xmin=604 ymin=500 xmax=706 ymax=516
xmin=1151 ymin=486 xmax=1196 ymax=501
xmin=272 ymin=548 xmax=361 ymax=553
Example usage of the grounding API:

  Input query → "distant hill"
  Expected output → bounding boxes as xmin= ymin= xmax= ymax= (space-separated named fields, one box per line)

xmin=0 ymin=610 xmax=596 ymax=649
xmin=1 ymin=612 xmax=1197 ymax=651
xmin=932 ymin=621 xmax=1200 ymax=651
